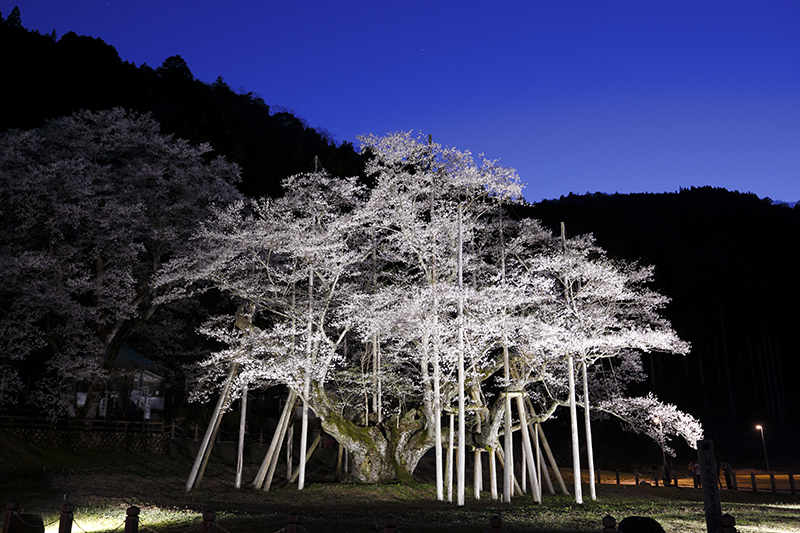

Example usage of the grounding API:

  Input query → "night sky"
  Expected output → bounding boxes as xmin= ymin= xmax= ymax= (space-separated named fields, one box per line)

xmin=9 ymin=1 xmax=800 ymax=204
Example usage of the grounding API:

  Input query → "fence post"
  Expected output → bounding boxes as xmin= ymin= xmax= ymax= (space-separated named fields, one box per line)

xmin=383 ymin=516 xmax=396 ymax=533
xmin=789 ymin=474 xmax=796 ymax=495
xmin=4 ymin=503 xmax=19 ymax=533
xmin=602 ymin=515 xmax=617 ymax=533
xmin=287 ymin=514 xmax=299 ymax=533
xmin=58 ymin=504 xmax=74 ymax=533
xmin=751 ymin=472 xmax=757 ymax=492
xmin=721 ymin=513 xmax=736 ymax=533
xmin=124 ymin=506 xmax=139 ymax=533
xmin=770 ymin=474 xmax=777 ymax=493
xmin=616 ymin=469 xmax=620 ymax=485
xmin=200 ymin=511 xmax=216 ymax=533
xmin=490 ymin=515 xmax=502 ymax=533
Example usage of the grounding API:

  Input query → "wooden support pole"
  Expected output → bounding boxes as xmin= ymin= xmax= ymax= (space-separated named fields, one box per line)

xmin=4 ymin=503 xmax=19 ymax=533
xmin=58 ymin=504 xmax=74 ymax=533
xmin=186 ymin=362 xmax=238 ymax=491
xmin=124 ymin=506 xmax=139 ymax=533
xmin=489 ymin=449 xmax=498 ymax=499
xmin=516 ymin=395 xmax=541 ymax=502
xmin=537 ymin=433 xmax=555 ymax=495
xmin=495 ymin=443 xmax=523 ymax=495
xmin=289 ymin=433 xmax=321 ymax=483
xmin=287 ymin=514 xmax=299 ymax=533
xmin=253 ymin=390 xmax=297 ymax=489
xmin=200 ymin=511 xmax=216 ymax=533
xmin=474 ymin=449 xmax=482 ymax=499
xmin=235 ymin=383 xmax=248 ymax=489
xmin=286 ymin=423 xmax=294 ymax=480
xmin=263 ymin=403 xmax=293 ymax=491
xmin=536 ymin=422 xmax=569 ymax=495
xmin=721 ymin=513 xmax=736 ymax=533
xmin=446 ymin=412 xmax=454 ymax=502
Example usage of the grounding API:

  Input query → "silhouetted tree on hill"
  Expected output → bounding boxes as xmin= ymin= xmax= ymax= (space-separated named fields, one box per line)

xmin=0 ymin=11 xmax=365 ymax=199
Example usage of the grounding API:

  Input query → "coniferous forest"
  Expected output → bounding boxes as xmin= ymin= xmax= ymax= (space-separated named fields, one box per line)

xmin=2 ymin=8 xmax=799 ymax=470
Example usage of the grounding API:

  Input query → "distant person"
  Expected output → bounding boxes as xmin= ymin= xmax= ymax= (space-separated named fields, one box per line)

xmin=722 ymin=460 xmax=734 ymax=490
xmin=693 ymin=462 xmax=701 ymax=488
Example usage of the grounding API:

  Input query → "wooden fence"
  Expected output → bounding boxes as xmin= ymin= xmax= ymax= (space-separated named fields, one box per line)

xmin=0 ymin=415 xmax=165 ymax=434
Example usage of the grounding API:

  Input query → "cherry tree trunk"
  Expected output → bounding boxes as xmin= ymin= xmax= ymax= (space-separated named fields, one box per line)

xmin=319 ymin=408 xmax=435 ymax=483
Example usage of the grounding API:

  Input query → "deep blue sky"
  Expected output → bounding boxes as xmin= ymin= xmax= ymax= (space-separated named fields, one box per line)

xmin=8 ymin=1 xmax=800 ymax=203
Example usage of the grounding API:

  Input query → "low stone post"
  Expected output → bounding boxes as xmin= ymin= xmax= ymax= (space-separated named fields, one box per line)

xmin=490 ymin=515 xmax=502 ymax=533
xmin=124 ymin=506 xmax=139 ymax=533
xmin=200 ymin=511 xmax=216 ymax=533
xmin=287 ymin=514 xmax=299 ymax=533
xmin=4 ymin=503 xmax=19 ymax=533
xmin=602 ymin=515 xmax=617 ymax=533
xmin=58 ymin=504 xmax=74 ymax=533
xmin=383 ymin=516 xmax=396 ymax=533
xmin=721 ymin=513 xmax=736 ymax=533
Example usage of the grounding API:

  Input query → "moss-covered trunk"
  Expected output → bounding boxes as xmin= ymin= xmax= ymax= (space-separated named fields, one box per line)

xmin=319 ymin=408 xmax=434 ymax=483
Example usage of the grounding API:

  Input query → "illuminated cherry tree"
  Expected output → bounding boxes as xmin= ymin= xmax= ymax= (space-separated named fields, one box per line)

xmin=167 ymin=132 xmax=701 ymax=491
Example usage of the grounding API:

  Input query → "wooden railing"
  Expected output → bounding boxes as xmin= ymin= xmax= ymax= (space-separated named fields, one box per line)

xmin=0 ymin=415 xmax=165 ymax=434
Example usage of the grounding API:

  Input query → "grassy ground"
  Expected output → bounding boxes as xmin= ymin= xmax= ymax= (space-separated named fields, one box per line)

xmin=2 ymin=437 xmax=798 ymax=533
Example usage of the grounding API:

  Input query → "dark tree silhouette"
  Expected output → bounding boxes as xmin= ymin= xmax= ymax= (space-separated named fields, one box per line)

xmin=0 ymin=11 xmax=366 ymax=199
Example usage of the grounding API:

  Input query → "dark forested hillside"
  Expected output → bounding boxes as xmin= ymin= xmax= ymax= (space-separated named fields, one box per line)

xmin=523 ymin=187 xmax=800 ymax=465
xmin=0 ymin=13 xmax=365 ymax=198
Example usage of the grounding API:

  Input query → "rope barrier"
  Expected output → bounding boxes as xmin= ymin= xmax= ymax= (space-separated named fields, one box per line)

xmin=107 ymin=521 xmax=125 ymax=532
xmin=9 ymin=512 xmax=46 ymax=528
xmin=71 ymin=518 xmax=90 ymax=533
xmin=210 ymin=521 xmax=235 ymax=533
